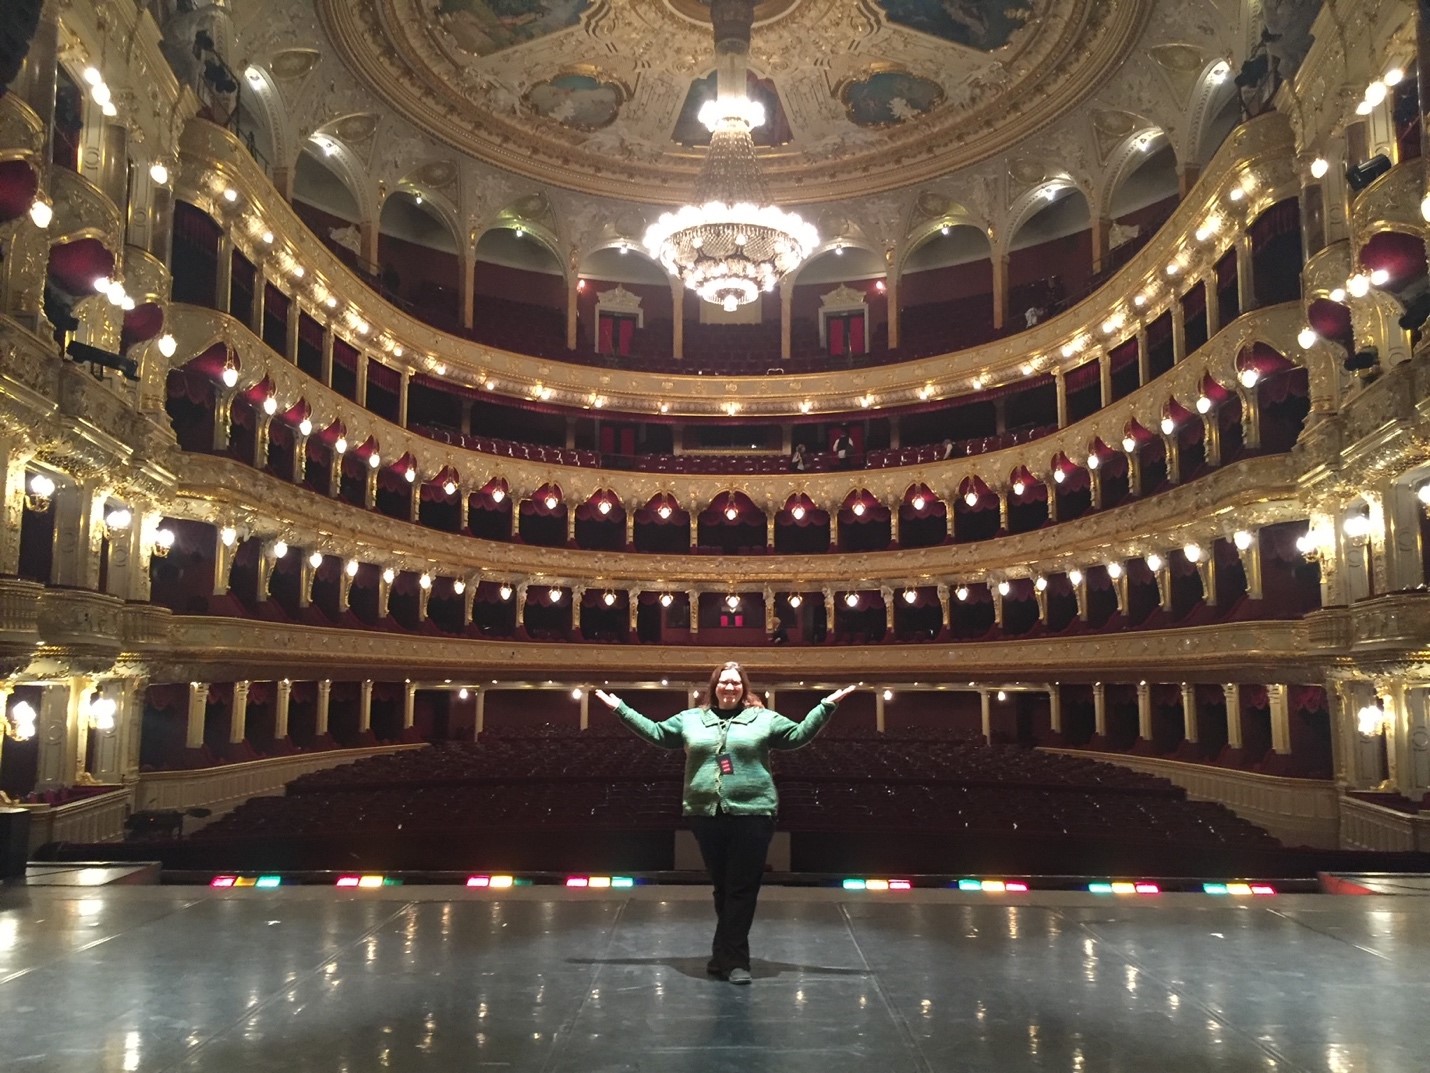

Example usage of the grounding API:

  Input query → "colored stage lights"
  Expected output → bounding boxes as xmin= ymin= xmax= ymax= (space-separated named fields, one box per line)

xmin=1203 ymin=882 xmax=1277 ymax=896
xmin=842 ymin=878 xmax=912 ymax=891
xmin=956 ymin=878 xmax=1029 ymax=893
xmin=210 ymin=875 xmax=283 ymax=889
xmin=335 ymin=875 xmax=403 ymax=888
xmin=564 ymin=876 xmax=636 ymax=889
xmin=466 ymin=875 xmax=518 ymax=888
xmin=1088 ymin=881 xmax=1161 ymax=895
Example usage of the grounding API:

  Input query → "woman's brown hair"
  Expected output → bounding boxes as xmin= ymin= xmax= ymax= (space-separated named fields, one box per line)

xmin=703 ymin=661 xmax=761 ymax=710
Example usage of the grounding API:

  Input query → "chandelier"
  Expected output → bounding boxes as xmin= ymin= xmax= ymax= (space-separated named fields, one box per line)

xmin=644 ymin=0 xmax=817 ymax=311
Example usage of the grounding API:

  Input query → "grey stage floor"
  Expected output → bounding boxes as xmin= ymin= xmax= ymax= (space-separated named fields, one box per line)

xmin=1 ymin=882 xmax=1426 ymax=1072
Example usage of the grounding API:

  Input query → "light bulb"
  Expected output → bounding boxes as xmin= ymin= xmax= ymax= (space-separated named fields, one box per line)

xmin=452 ymin=579 xmax=467 ymax=596
xmin=1228 ymin=186 xmax=1245 ymax=202
xmin=1145 ymin=553 xmax=1163 ymax=571
xmin=1295 ymin=533 xmax=1314 ymax=555
xmin=1239 ymin=368 xmax=1261 ymax=388
xmin=725 ymin=506 xmax=739 ymax=521
xmin=1309 ymin=157 xmax=1329 ymax=179
xmin=726 ymin=595 xmax=740 ymax=610
xmin=549 ymin=587 xmax=562 ymax=603
xmin=1357 ymin=704 xmax=1386 ymax=736
xmin=1122 ymin=436 xmax=1136 ymax=453
xmin=903 ymin=589 xmax=918 ymax=604
xmin=660 ymin=593 xmax=674 ymax=607
xmin=955 ymin=586 xmax=969 ymax=601
xmin=272 ymin=540 xmax=288 ymax=559
xmin=1419 ymin=484 xmax=1430 ymax=507
xmin=1370 ymin=268 xmax=1390 ymax=287
xmin=656 ymin=504 xmax=671 ymax=519
xmin=604 ymin=592 xmax=616 ymax=607
xmin=308 ymin=551 xmax=324 ymax=568
xmin=1183 ymin=543 xmax=1203 ymax=563
xmin=443 ymin=481 xmax=457 ymax=496
xmin=1385 ymin=68 xmax=1405 ymax=86
xmin=852 ymin=502 xmax=866 ymax=517
xmin=345 ymin=559 xmax=359 ymax=577
xmin=788 ymin=594 xmax=802 ymax=608
xmin=1342 ymin=513 xmax=1371 ymax=538
xmin=221 ymin=366 xmax=238 ymax=388
xmin=28 ymin=199 xmax=52 ymax=227
xmin=149 ymin=162 xmax=169 ymax=185
xmin=491 ymin=487 xmax=505 ymax=503
xmin=404 ymin=469 xmax=416 ymax=483
xmin=1011 ymin=481 xmax=1025 ymax=497
xmin=419 ymin=573 xmax=432 ymax=590
xmin=458 ymin=688 xmax=469 ymax=700
xmin=298 ymin=418 xmax=313 ymax=437
xmin=1160 ymin=417 xmax=1175 ymax=435
xmin=1233 ymin=530 xmax=1254 ymax=550
xmin=1067 ymin=569 xmax=1083 ymax=586
xmin=155 ymin=528 xmax=176 ymax=551
xmin=1297 ymin=327 xmax=1318 ymax=349
xmin=791 ymin=505 xmax=806 ymax=520
xmin=845 ymin=593 xmax=859 ymax=608
xmin=964 ymin=491 xmax=979 ymax=506
xmin=104 ymin=508 xmax=132 ymax=531
xmin=1053 ymin=469 xmax=1066 ymax=484
xmin=997 ymin=580 xmax=1010 ymax=596
xmin=220 ymin=526 xmax=238 ymax=547
xmin=911 ymin=495 xmax=926 ymax=510
xmin=8 ymin=700 xmax=36 ymax=740
xmin=499 ymin=584 xmax=514 ymax=601
xmin=262 ymin=396 xmax=278 ymax=415
xmin=1086 ymin=454 xmax=1100 ymax=471
xmin=598 ymin=500 xmax=612 ymax=515
xmin=996 ymin=690 xmax=1008 ymax=702
xmin=222 ymin=188 xmax=237 ymax=203
xmin=382 ymin=567 xmax=396 ymax=584
xmin=1034 ymin=576 xmax=1048 ymax=592
xmin=89 ymin=697 xmax=117 ymax=731
xmin=368 ymin=453 xmax=381 ymax=469
xmin=1107 ymin=562 xmax=1123 ymax=579
xmin=1365 ymin=81 xmax=1388 ymax=107
xmin=1347 ymin=274 xmax=1371 ymax=298
xmin=546 ymin=495 xmax=560 ymax=510
xmin=1196 ymin=396 xmax=1212 ymax=414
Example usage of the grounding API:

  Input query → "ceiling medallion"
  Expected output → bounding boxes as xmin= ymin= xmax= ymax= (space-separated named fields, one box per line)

xmin=644 ymin=0 xmax=817 ymax=310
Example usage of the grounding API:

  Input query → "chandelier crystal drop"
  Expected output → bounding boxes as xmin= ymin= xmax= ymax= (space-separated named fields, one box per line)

xmin=643 ymin=0 xmax=816 ymax=312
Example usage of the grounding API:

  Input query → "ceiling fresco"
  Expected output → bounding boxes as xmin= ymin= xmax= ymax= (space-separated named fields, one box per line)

xmin=875 ymin=0 xmax=1037 ymax=51
xmin=434 ymin=0 xmax=592 ymax=57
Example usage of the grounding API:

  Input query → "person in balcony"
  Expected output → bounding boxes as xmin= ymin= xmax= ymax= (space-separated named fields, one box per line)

xmin=789 ymin=443 xmax=808 ymax=472
xmin=832 ymin=428 xmax=856 ymax=469
xmin=938 ymin=437 xmax=956 ymax=460
xmin=593 ymin=665 xmax=855 ymax=984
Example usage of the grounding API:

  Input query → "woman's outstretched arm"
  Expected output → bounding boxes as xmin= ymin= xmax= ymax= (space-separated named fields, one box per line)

xmin=768 ymin=685 xmax=857 ymax=748
xmin=592 ymin=688 xmax=685 ymax=748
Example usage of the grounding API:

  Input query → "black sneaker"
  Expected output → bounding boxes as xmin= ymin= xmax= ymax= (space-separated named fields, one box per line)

xmin=706 ymin=960 xmax=723 ymax=976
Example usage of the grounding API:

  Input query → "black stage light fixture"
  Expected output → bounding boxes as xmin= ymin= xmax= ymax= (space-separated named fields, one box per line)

xmin=1347 ymin=154 xmax=1392 ymax=193
xmin=67 ymin=339 xmax=139 ymax=381
xmin=1400 ymin=293 xmax=1430 ymax=331
xmin=1343 ymin=347 xmax=1379 ymax=372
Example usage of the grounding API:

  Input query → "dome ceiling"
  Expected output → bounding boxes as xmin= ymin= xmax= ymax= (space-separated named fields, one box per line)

xmin=317 ymin=0 xmax=1152 ymax=203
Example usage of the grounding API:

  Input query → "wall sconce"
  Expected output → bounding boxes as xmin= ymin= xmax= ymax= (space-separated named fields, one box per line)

xmin=345 ymin=559 xmax=360 ymax=578
xmin=603 ymin=591 xmax=617 ymax=607
xmin=3 ymin=700 xmax=37 ymax=741
xmin=1356 ymin=702 xmax=1389 ymax=737
xmin=660 ymin=592 xmax=674 ymax=607
xmin=786 ymin=594 xmax=802 ymax=609
xmin=153 ymin=528 xmax=176 ymax=558
xmin=87 ymin=696 xmax=117 ymax=732
xmin=844 ymin=593 xmax=860 ymax=609
xmin=1295 ymin=532 xmax=1321 ymax=562
xmin=308 ymin=551 xmax=324 ymax=569
xmin=382 ymin=567 xmax=396 ymax=584
xmin=548 ymin=587 xmax=562 ymax=603
xmin=955 ymin=585 xmax=969 ymax=601
xmin=903 ymin=589 xmax=918 ymax=604
xmin=418 ymin=573 xmax=433 ymax=590
xmin=103 ymin=508 xmax=133 ymax=536
xmin=726 ymin=594 xmax=740 ymax=611
xmin=1342 ymin=512 xmax=1372 ymax=543
xmin=453 ymin=579 xmax=466 ymax=595
xmin=25 ymin=474 xmax=55 ymax=513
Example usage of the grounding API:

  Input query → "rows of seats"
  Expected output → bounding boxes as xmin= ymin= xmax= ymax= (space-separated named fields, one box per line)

xmin=195 ymin=731 xmax=1276 ymax=852
xmin=412 ymin=425 xmax=601 ymax=467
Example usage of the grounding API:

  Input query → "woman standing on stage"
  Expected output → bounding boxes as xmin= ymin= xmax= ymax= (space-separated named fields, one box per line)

xmin=594 ymin=664 xmax=854 ymax=985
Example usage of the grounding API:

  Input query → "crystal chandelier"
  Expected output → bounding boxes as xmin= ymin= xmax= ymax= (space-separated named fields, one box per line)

xmin=644 ymin=0 xmax=817 ymax=312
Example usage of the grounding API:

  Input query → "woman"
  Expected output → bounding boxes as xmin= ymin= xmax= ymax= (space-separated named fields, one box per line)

xmin=594 ymin=665 xmax=854 ymax=984
xmin=789 ymin=443 xmax=808 ymax=472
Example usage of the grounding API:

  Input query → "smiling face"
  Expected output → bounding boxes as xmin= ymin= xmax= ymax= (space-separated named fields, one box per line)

xmin=714 ymin=667 xmax=745 ymax=709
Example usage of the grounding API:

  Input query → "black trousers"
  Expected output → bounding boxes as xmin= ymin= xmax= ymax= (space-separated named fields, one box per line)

xmin=688 ymin=812 xmax=775 ymax=971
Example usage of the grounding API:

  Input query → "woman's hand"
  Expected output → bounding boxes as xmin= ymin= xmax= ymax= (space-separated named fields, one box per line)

xmin=593 ymin=689 xmax=622 ymax=711
xmin=823 ymin=685 xmax=856 ymax=706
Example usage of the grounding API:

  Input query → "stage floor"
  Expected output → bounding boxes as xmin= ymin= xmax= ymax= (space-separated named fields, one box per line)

xmin=1 ymin=882 xmax=1426 ymax=1072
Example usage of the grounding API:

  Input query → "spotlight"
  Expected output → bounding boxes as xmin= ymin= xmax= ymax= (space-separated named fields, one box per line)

xmin=1346 ymin=154 xmax=1391 ymax=192
xmin=67 ymin=340 xmax=139 ymax=381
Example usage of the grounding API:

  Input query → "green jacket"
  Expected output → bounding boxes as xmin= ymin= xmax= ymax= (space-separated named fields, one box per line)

xmin=614 ymin=699 xmax=837 ymax=816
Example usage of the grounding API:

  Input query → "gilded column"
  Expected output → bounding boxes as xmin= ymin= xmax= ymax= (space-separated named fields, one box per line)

xmin=230 ymin=680 xmax=250 ymax=744
xmin=186 ymin=682 xmax=210 ymax=750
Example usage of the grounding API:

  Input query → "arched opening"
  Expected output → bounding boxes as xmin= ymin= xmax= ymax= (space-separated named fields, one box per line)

xmin=899 ymin=224 xmax=993 ymax=358
xmin=472 ymin=225 xmax=566 ymax=357
xmin=1008 ymin=186 xmax=1092 ymax=327
xmin=791 ymin=245 xmax=887 ymax=361
xmin=576 ymin=245 xmax=672 ymax=362
xmin=291 ymin=147 xmax=364 ymax=274
xmin=1105 ymin=141 xmax=1180 ymax=277
xmin=378 ymin=191 xmax=461 ymax=331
